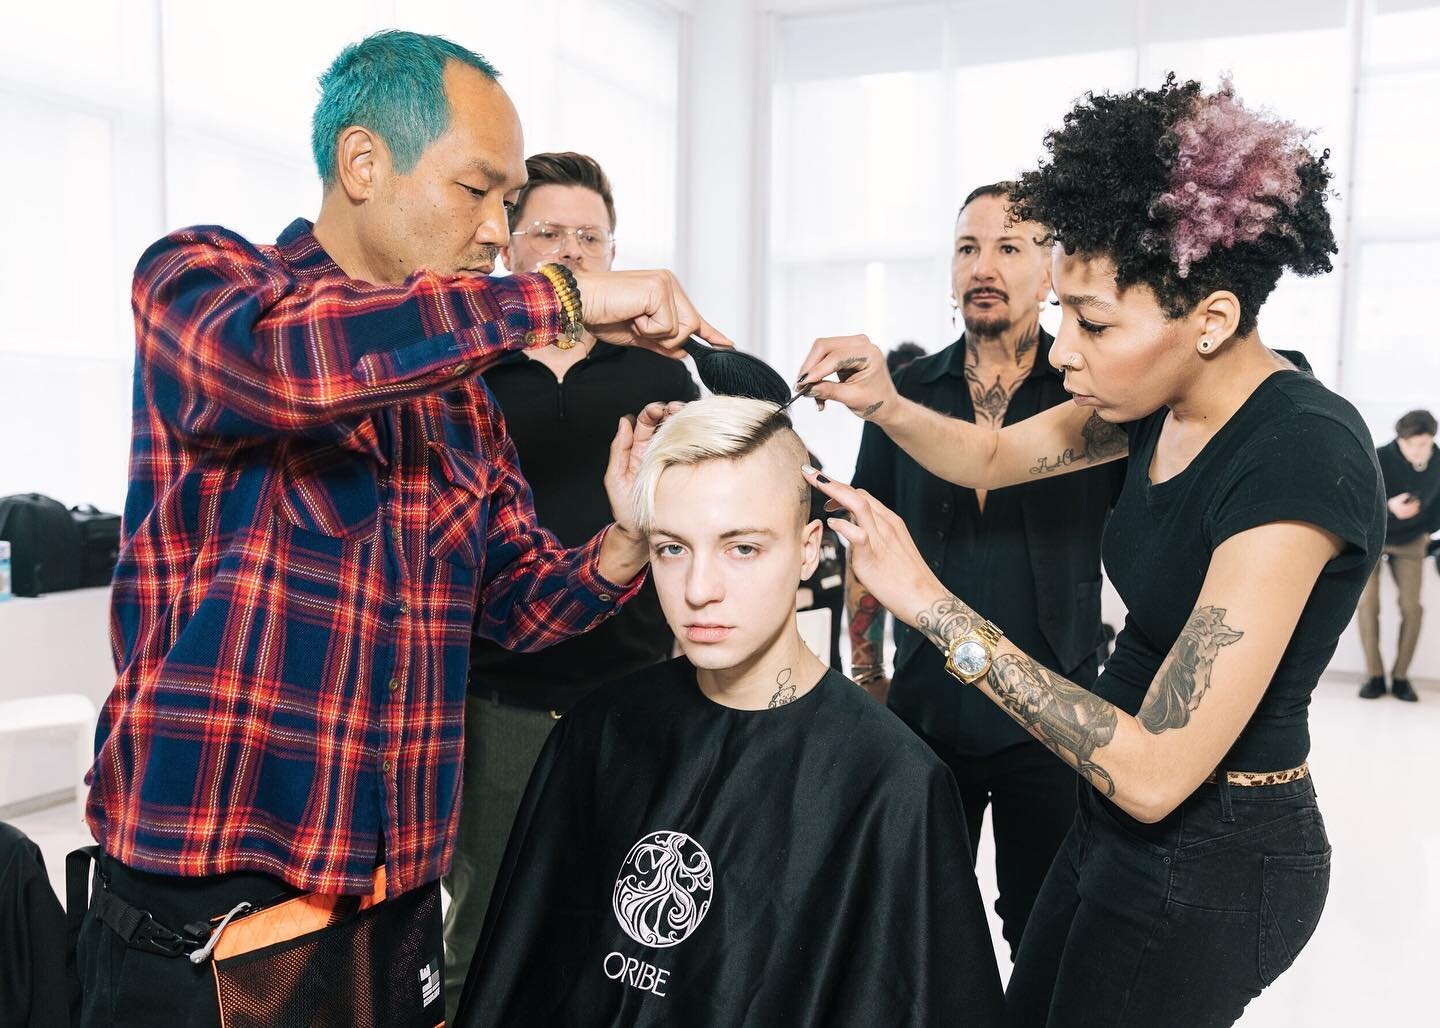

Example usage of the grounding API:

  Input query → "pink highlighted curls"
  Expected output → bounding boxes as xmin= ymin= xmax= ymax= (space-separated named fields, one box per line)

xmin=1155 ymin=79 xmax=1312 ymax=277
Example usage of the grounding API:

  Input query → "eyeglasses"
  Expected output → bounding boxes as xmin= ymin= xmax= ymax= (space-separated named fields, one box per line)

xmin=510 ymin=220 xmax=614 ymax=258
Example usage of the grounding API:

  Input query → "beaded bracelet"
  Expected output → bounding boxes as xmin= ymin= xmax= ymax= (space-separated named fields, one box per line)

xmin=536 ymin=263 xmax=585 ymax=350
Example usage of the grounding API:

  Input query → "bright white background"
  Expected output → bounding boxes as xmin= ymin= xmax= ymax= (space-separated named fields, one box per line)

xmin=1 ymin=4 xmax=1439 ymax=1025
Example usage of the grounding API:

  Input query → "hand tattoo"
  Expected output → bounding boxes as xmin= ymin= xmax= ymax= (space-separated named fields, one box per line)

xmin=1136 ymin=606 xmax=1244 ymax=733
xmin=768 ymin=667 xmax=797 ymax=708
xmin=990 ymin=654 xmax=1119 ymax=795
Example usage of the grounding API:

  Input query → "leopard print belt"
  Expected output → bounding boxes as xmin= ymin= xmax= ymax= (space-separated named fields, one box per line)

xmin=1203 ymin=762 xmax=1310 ymax=787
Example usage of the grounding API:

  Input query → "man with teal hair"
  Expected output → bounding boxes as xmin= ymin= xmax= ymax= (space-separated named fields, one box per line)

xmin=74 ymin=28 xmax=728 ymax=1026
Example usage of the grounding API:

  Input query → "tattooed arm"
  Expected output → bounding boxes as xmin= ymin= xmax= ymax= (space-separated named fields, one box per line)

xmin=795 ymin=334 xmax=1127 ymax=490
xmin=846 ymin=562 xmax=890 ymax=702
xmin=807 ymin=463 xmax=1344 ymax=822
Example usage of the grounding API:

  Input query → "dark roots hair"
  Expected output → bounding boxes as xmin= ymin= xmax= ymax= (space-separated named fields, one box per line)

xmin=1009 ymin=75 xmax=1337 ymax=337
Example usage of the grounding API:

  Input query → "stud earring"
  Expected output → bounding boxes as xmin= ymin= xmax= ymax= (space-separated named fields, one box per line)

xmin=1198 ymin=336 xmax=1215 ymax=353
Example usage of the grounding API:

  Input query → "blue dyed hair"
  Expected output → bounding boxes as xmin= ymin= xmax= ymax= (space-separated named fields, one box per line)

xmin=312 ymin=30 xmax=500 ymax=185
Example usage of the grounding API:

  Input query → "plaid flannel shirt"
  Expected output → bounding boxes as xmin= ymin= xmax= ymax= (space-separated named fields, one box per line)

xmin=87 ymin=219 xmax=639 ymax=896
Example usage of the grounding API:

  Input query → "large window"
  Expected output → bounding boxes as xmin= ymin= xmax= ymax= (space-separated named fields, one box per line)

xmin=0 ymin=0 xmax=683 ymax=511
xmin=769 ymin=0 xmax=1440 ymax=479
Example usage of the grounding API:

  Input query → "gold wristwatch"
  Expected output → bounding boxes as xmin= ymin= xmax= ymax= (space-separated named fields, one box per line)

xmin=943 ymin=619 xmax=1004 ymax=684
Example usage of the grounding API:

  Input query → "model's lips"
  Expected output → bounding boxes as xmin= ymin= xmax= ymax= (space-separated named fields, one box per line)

xmin=685 ymin=624 xmax=734 ymax=643
xmin=965 ymin=289 xmax=1007 ymax=306
xmin=459 ymin=264 xmax=494 ymax=276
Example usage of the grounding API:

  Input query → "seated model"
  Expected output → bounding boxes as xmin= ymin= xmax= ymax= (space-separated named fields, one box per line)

xmin=456 ymin=397 xmax=1004 ymax=1027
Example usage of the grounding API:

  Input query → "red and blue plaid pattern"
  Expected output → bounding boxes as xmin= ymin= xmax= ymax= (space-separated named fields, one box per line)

xmin=88 ymin=219 xmax=638 ymax=896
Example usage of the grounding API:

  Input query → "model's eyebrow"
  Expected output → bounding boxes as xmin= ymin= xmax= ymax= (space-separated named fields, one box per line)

xmin=719 ymin=528 xmax=777 ymax=540
xmin=650 ymin=527 xmax=778 ymax=543
xmin=1061 ymin=293 xmax=1119 ymax=314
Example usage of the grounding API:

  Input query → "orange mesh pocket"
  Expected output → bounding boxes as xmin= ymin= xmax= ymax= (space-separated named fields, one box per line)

xmin=211 ymin=877 xmax=444 ymax=1028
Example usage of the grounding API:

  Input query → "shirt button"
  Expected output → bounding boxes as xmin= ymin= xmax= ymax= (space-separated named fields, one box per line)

xmin=382 ymin=758 xmax=393 ymax=773
xmin=450 ymin=362 xmax=472 ymax=376
xmin=941 ymin=502 xmax=952 ymax=513
xmin=934 ymin=529 xmax=945 ymax=540
xmin=598 ymin=592 xmax=613 ymax=603
xmin=397 ymin=600 xmax=409 ymax=615
xmin=524 ymin=330 xmax=543 ymax=347
xmin=391 ymin=523 xmax=403 ymax=542
xmin=388 ymin=677 xmax=401 ymax=693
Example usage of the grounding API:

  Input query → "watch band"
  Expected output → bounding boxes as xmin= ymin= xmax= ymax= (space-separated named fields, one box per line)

xmin=943 ymin=617 xmax=1005 ymax=684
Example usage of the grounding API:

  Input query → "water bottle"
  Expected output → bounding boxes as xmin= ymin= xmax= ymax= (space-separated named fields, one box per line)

xmin=0 ymin=540 xmax=11 ymax=601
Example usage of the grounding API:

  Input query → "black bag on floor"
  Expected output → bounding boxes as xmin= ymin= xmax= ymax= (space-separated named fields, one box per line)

xmin=0 ymin=494 xmax=82 ymax=597
xmin=70 ymin=505 xmax=122 ymax=588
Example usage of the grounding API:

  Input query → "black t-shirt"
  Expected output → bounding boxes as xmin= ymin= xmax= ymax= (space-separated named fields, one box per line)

xmin=1098 ymin=359 xmax=1384 ymax=772
xmin=468 ymin=344 xmax=699 ymax=709
xmin=1376 ymin=439 xmax=1440 ymax=544
xmin=456 ymin=660 xmax=1005 ymax=1026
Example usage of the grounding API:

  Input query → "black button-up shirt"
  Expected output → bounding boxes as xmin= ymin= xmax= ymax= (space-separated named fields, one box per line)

xmin=469 ymin=343 xmax=700 ymax=710
xmin=853 ymin=331 xmax=1123 ymax=757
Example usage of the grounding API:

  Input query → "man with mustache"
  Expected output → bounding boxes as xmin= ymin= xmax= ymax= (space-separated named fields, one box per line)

xmin=75 ymin=30 xmax=726 ymax=1026
xmin=846 ymin=183 xmax=1122 ymax=959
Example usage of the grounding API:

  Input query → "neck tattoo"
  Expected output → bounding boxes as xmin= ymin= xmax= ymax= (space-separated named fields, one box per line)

xmin=767 ymin=667 xmax=797 ymax=708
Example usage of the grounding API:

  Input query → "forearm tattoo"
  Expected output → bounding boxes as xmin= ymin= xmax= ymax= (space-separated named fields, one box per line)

xmin=914 ymin=591 xmax=1119 ymax=795
xmin=989 ymin=654 xmax=1119 ymax=795
xmin=768 ymin=667 xmax=797 ymax=708
xmin=1029 ymin=413 xmax=1128 ymax=476
xmin=848 ymin=588 xmax=886 ymax=668
xmin=915 ymin=594 xmax=979 ymax=652
xmin=861 ymin=401 xmax=884 ymax=419
xmin=1136 ymin=606 xmax=1244 ymax=733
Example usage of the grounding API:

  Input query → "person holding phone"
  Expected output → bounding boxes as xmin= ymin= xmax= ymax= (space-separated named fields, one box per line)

xmin=1358 ymin=409 xmax=1440 ymax=701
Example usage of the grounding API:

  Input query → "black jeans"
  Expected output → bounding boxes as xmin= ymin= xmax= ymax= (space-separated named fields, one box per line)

xmin=922 ymin=734 xmax=1079 ymax=960
xmin=1006 ymin=774 xmax=1332 ymax=1027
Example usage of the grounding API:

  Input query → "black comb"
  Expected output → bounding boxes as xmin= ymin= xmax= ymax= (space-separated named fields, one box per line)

xmin=681 ymin=336 xmax=793 ymax=406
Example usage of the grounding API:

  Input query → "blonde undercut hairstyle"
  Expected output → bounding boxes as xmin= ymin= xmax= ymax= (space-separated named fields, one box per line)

xmin=631 ymin=397 xmax=812 ymax=535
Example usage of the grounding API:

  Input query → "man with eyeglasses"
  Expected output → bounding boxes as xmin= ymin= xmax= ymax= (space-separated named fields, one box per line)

xmin=441 ymin=150 xmax=699 ymax=1018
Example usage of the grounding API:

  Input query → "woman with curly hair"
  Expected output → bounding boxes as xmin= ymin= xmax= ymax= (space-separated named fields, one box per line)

xmin=796 ymin=76 xmax=1385 ymax=1026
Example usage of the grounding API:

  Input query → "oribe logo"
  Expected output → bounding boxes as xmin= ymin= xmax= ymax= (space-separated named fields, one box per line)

xmin=612 ymin=830 xmax=714 ymax=948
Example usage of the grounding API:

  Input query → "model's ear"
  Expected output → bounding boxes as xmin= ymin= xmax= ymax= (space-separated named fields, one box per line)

xmin=800 ymin=519 xmax=823 ymax=580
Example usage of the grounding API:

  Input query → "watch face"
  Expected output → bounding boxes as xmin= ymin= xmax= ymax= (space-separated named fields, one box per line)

xmin=952 ymin=640 xmax=990 ymax=678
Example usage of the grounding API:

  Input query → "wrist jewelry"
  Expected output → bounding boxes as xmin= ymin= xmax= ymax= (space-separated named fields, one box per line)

xmin=536 ymin=263 xmax=584 ymax=350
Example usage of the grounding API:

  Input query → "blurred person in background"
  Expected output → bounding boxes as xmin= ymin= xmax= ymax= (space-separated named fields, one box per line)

xmin=1357 ymin=408 xmax=1440 ymax=702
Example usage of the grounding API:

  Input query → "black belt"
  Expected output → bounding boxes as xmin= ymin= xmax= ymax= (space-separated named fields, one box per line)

xmin=66 ymin=846 xmax=213 ymax=958
xmin=473 ymin=687 xmax=564 ymax=718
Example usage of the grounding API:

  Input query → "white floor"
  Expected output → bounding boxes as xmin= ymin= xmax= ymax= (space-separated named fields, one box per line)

xmin=12 ymin=673 xmax=1437 ymax=1026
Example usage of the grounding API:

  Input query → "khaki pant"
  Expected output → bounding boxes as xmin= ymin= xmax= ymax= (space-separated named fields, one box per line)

xmin=1357 ymin=534 xmax=1428 ymax=679
xmin=441 ymin=693 xmax=559 ymax=1025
